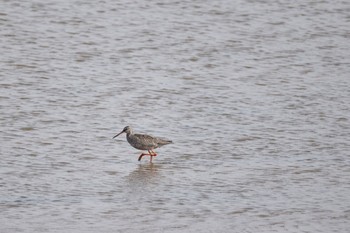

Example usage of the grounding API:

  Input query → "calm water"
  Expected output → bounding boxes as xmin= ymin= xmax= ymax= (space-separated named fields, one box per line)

xmin=1 ymin=0 xmax=349 ymax=232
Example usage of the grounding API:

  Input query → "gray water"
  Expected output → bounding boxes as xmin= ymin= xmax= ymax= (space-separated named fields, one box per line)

xmin=1 ymin=0 xmax=349 ymax=232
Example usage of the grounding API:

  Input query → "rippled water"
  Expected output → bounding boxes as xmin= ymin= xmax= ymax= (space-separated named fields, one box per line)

xmin=1 ymin=0 xmax=350 ymax=232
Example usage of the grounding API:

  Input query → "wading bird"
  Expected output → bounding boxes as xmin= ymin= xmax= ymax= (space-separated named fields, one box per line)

xmin=113 ymin=126 xmax=172 ymax=162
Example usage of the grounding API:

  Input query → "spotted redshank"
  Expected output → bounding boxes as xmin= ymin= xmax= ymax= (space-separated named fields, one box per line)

xmin=113 ymin=126 xmax=172 ymax=162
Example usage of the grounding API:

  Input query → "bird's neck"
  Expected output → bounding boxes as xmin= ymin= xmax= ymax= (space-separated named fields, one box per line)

xmin=126 ymin=131 xmax=133 ymax=136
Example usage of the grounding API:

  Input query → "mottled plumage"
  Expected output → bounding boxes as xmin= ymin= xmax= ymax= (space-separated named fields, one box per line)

xmin=113 ymin=126 xmax=172 ymax=162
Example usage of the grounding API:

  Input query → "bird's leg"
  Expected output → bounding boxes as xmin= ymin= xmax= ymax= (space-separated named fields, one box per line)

xmin=138 ymin=150 xmax=158 ymax=161
xmin=148 ymin=150 xmax=154 ymax=163
xmin=138 ymin=152 xmax=151 ymax=161
xmin=138 ymin=154 xmax=144 ymax=161
xmin=151 ymin=150 xmax=157 ymax=156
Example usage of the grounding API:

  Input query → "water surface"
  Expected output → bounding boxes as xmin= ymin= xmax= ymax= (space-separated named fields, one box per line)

xmin=1 ymin=0 xmax=349 ymax=232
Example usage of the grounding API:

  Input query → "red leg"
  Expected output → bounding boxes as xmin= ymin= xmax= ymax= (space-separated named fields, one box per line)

xmin=148 ymin=150 xmax=154 ymax=162
xmin=150 ymin=150 xmax=158 ymax=156
xmin=138 ymin=153 xmax=150 ymax=161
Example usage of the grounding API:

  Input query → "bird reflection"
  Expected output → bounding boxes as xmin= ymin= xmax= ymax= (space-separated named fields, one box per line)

xmin=125 ymin=163 xmax=162 ymax=191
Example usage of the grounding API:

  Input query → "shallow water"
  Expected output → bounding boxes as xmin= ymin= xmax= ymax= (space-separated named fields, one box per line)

xmin=1 ymin=0 xmax=350 ymax=232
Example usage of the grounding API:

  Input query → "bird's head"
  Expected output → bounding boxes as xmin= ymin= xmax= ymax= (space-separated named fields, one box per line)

xmin=113 ymin=126 xmax=132 ymax=138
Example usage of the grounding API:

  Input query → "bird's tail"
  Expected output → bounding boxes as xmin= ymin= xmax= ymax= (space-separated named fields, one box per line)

xmin=159 ymin=139 xmax=173 ymax=146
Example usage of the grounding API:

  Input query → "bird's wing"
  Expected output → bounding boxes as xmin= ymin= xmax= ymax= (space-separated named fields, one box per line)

xmin=134 ymin=134 xmax=158 ymax=147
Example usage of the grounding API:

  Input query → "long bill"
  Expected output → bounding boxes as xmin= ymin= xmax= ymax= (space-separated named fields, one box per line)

xmin=113 ymin=131 xmax=124 ymax=139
